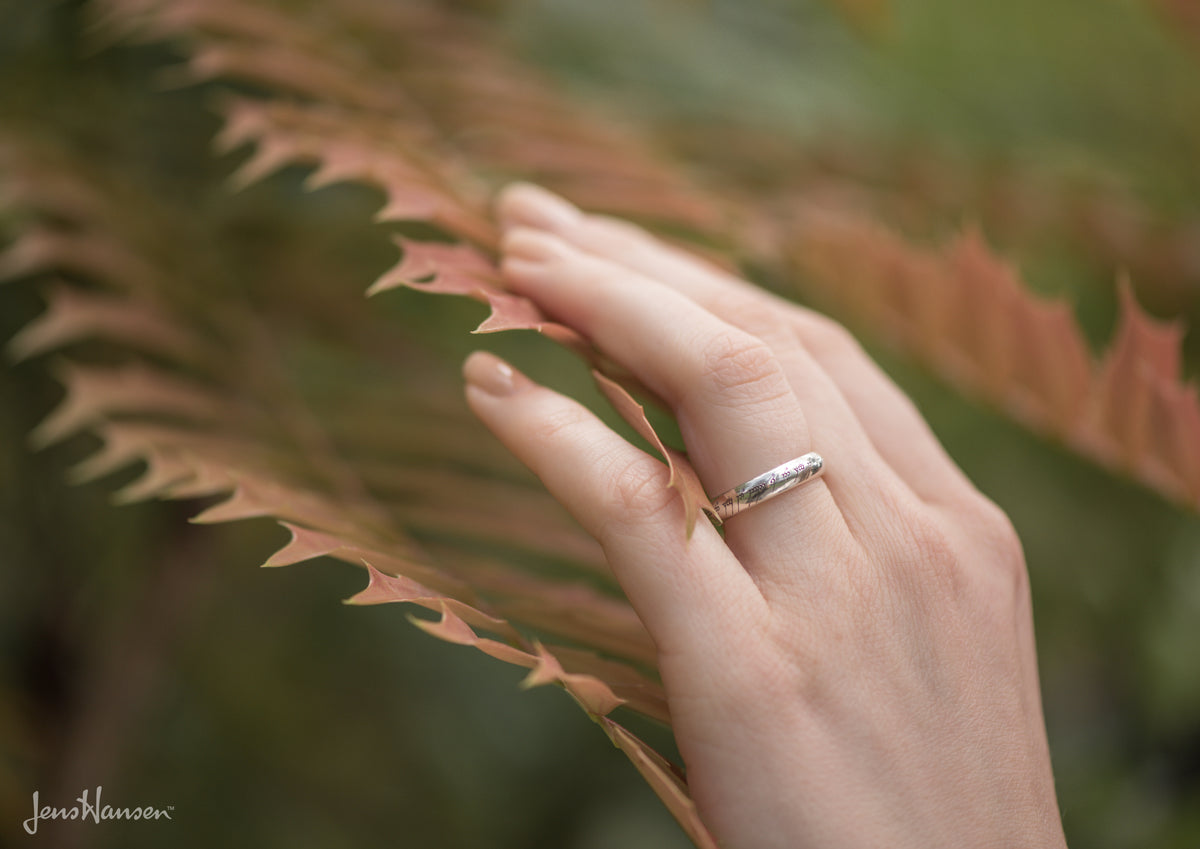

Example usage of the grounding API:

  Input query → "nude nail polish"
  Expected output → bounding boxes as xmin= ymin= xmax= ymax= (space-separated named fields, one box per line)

xmin=464 ymin=351 xmax=518 ymax=396
xmin=503 ymin=184 xmax=580 ymax=231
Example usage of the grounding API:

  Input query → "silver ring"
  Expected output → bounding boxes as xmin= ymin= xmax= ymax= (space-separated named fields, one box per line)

xmin=710 ymin=452 xmax=824 ymax=521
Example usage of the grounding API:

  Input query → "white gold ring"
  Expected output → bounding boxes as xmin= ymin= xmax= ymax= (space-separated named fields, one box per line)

xmin=710 ymin=452 xmax=824 ymax=521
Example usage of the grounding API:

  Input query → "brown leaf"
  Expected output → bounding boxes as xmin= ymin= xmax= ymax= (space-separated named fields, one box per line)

xmin=215 ymin=98 xmax=496 ymax=245
xmin=112 ymin=448 xmax=197 ymax=505
xmin=1149 ymin=0 xmax=1200 ymax=52
xmin=0 ymin=227 xmax=160 ymax=294
xmin=8 ymin=285 xmax=205 ymax=363
xmin=472 ymin=291 xmax=592 ymax=355
xmin=407 ymin=604 xmax=538 ymax=669
xmin=592 ymin=370 xmax=717 ymax=536
xmin=347 ymin=562 xmax=523 ymax=643
xmin=793 ymin=210 xmax=1200 ymax=509
xmin=425 ymin=546 xmax=655 ymax=668
xmin=265 ymin=522 xmax=480 ymax=602
xmin=1149 ymin=381 xmax=1200 ymax=502
xmin=1088 ymin=279 xmax=1195 ymax=493
xmin=602 ymin=720 xmax=718 ymax=849
xmin=541 ymin=644 xmax=668 ymax=723
xmin=521 ymin=643 xmax=625 ymax=717
xmin=33 ymin=362 xmax=224 ymax=448
xmin=188 ymin=474 xmax=353 ymax=533
xmin=366 ymin=237 xmax=500 ymax=299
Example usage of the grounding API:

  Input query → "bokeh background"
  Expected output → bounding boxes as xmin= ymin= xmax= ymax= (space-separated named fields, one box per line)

xmin=2 ymin=1 xmax=1200 ymax=847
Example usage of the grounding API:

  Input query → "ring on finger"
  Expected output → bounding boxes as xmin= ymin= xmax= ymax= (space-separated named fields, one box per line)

xmin=710 ymin=452 xmax=825 ymax=521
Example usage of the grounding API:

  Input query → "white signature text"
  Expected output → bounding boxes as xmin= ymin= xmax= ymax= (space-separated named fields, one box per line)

xmin=23 ymin=786 xmax=173 ymax=835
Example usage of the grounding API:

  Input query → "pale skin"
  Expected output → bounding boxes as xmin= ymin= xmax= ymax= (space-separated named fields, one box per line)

xmin=463 ymin=184 xmax=1068 ymax=849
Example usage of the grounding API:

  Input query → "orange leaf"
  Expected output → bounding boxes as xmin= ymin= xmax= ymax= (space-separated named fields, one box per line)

xmin=347 ymin=563 xmax=522 ymax=643
xmin=9 ymin=285 xmax=205 ymax=363
xmin=602 ymin=720 xmax=718 ymax=849
xmin=592 ymin=370 xmax=717 ymax=536
xmin=794 ymin=211 xmax=1200 ymax=510
xmin=32 ymin=362 xmax=223 ymax=448
xmin=520 ymin=643 xmax=625 ymax=717
xmin=367 ymin=237 xmax=500 ymax=299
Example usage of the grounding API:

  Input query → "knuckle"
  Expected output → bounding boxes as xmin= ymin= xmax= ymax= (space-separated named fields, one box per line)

xmin=799 ymin=314 xmax=863 ymax=360
xmin=972 ymin=498 xmax=1028 ymax=583
xmin=697 ymin=331 xmax=787 ymax=403
xmin=598 ymin=455 xmax=678 ymax=530
xmin=901 ymin=510 xmax=960 ymax=572
xmin=590 ymin=214 xmax=646 ymax=242
xmin=722 ymin=302 xmax=789 ymax=339
xmin=883 ymin=499 xmax=1029 ymax=611
xmin=873 ymin=505 xmax=964 ymax=595
xmin=528 ymin=402 xmax=591 ymax=445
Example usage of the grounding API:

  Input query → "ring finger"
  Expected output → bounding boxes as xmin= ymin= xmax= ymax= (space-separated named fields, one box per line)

xmin=502 ymin=229 xmax=861 ymax=579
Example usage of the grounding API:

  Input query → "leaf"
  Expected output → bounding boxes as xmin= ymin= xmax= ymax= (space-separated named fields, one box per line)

xmin=346 ymin=562 xmax=522 ymax=644
xmin=825 ymin=0 xmax=890 ymax=33
xmin=1088 ymin=279 xmax=1194 ymax=485
xmin=215 ymin=98 xmax=496 ymax=245
xmin=31 ymin=362 xmax=225 ymax=449
xmin=520 ymin=643 xmax=626 ymax=717
xmin=592 ymin=370 xmax=718 ymax=536
xmin=16 ymin=3 xmax=1200 ymax=846
xmin=793 ymin=210 xmax=1200 ymax=509
xmin=602 ymin=720 xmax=718 ymax=849
xmin=1149 ymin=0 xmax=1200 ymax=53
xmin=0 ymin=227 xmax=161 ymax=294
xmin=7 ymin=285 xmax=206 ymax=364
xmin=380 ymin=593 xmax=630 ymax=720
xmin=366 ymin=237 xmax=500 ymax=299
xmin=540 ymin=644 xmax=668 ymax=723
xmin=407 ymin=604 xmax=540 ymax=669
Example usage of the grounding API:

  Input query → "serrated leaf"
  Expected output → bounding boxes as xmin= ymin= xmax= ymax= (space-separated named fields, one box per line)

xmin=602 ymin=720 xmax=718 ymax=849
xmin=794 ymin=210 xmax=1200 ymax=510
xmin=366 ymin=237 xmax=500 ymax=299
xmin=592 ymin=370 xmax=718 ymax=537
xmin=347 ymin=562 xmax=523 ymax=644
xmin=408 ymin=604 xmax=538 ymax=668
xmin=8 ymin=285 xmax=205 ymax=363
xmin=32 ymin=362 xmax=223 ymax=449
xmin=521 ymin=643 xmax=626 ymax=717
xmin=14 ymin=4 xmax=1200 ymax=846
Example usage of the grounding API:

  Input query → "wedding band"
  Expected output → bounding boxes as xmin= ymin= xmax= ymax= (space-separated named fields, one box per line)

xmin=710 ymin=452 xmax=824 ymax=521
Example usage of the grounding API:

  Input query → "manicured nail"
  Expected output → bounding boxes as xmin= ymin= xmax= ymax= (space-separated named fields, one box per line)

xmin=502 ymin=227 xmax=564 ymax=264
xmin=463 ymin=351 xmax=524 ymax=397
xmin=499 ymin=183 xmax=581 ymax=231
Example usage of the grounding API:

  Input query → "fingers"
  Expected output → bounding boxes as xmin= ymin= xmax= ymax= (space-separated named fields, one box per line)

xmin=462 ymin=351 xmax=763 ymax=647
xmin=781 ymin=310 xmax=980 ymax=504
xmin=501 ymin=227 xmax=860 ymax=575
xmin=498 ymin=182 xmax=762 ymax=304
xmin=498 ymin=182 xmax=979 ymax=509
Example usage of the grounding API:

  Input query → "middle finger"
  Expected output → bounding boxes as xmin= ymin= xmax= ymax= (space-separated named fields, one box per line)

xmin=502 ymin=229 xmax=879 ymax=576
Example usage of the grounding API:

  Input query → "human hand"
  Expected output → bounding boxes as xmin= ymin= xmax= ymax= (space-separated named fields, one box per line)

xmin=463 ymin=184 xmax=1067 ymax=849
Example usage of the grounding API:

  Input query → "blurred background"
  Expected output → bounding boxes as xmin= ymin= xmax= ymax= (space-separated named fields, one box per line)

xmin=2 ymin=0 xmax=1200 ymax=847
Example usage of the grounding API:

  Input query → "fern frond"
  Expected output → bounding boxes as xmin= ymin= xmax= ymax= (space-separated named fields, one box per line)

xmin=8 ymin=1 xmax=1200 ymax=845
xmin=790 ymin=211 xmax=1200 ymax=508
xmin=1 ymin=131 xmax=717 ymax=843
xmin=135 ymin=0 xmax=1200 ymax=515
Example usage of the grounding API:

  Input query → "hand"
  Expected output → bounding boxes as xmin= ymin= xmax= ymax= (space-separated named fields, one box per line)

xmin=462 ymin=184 xmax=1067 ymax=849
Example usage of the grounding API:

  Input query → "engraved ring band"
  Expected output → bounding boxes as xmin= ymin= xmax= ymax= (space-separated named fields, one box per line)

xmin=710 ymin=452 xmax=825 ymax=522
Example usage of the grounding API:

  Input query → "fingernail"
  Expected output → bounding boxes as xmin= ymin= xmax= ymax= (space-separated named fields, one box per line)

xmin=499 ymin=183 xmax=581 ymax=231
xmin=502 ymin=228 xmax=563 ymax=264
xmin=463 ymin=351 xmax=524 ymax=397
